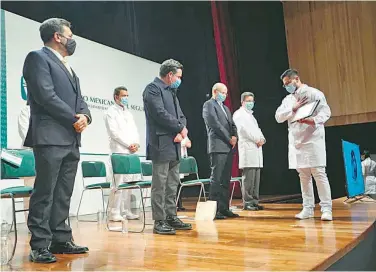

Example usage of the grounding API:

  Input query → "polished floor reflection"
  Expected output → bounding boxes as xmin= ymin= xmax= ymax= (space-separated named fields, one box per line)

xmin=2 ymin=197 xmax=376 ymax=271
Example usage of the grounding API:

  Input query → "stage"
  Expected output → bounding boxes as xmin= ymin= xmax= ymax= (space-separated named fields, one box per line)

xmin=2 ymin=197 xmax=376 ymax=271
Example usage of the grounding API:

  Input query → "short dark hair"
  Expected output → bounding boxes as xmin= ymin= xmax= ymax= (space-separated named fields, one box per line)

xmin=363 ymin=150 xmax=370 ymax=159
xmin=280 ymin=68 xmax=299 ymax=80
xmin=113 ymin=86 xmax=128 ymax=101
xmin=159 ymin=59 xmax=183 ymax=77
xmin=39 ymin=18 xmax=71 ymax=44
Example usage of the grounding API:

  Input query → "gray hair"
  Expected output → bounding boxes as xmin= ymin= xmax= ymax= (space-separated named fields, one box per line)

xmin=159 ymin=59 xmax=183 ymax=77
xmin=241 ymin=92 xmax=254 ymax=102
xmin=39 ymin=18 xmax=71 ymax=44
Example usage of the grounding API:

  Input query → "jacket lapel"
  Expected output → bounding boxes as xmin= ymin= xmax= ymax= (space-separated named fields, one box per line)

xmin=42 ymin=47 xmax=77 ymax=92
xmin=212 ymin=99 xmax=230 ymax=125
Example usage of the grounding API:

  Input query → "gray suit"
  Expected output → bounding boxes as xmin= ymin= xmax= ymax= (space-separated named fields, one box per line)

xmin=202 ymin=98 xmax=237 ymax=212
xmin=143 ymin=77 xmax=187 ymax=220
xmin=23 ymin=47 xmax=91 ymax=249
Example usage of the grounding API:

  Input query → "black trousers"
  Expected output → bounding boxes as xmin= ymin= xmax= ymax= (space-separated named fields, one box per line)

xmin=209 ymin=152 xmax=233 ymax=212
xmin=28 ymin=143 xmax=80 ymax=249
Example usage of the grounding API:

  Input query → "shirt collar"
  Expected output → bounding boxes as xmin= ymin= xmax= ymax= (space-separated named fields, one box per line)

xmin=44 ymin=46 xmax=66 ymax=62
xmin=243 ymin=106 xmax=253 ymax=114
xmin=214 ymin=98 xmax=223 ymax=106
xmin=154 ymin=77 xmax=170 ymax=90
xmin=114 ymin=102 xmax=126 ymax=111
xmin=294 ymin=84 xmax=308 ymax=96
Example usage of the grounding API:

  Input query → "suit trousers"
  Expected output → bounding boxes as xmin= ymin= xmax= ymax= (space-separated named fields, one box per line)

xmin=242 ymin=167 xmax=260 ymax=205
xmin=151 ymin=160 xmax=180 ymax=221
xmin=296 ymin=167 xmax=332 ymax=212
xmin=28 ymin=143 xmax=80 ymax=249
xmin=209 ymin=152 xmax=233 ymax=212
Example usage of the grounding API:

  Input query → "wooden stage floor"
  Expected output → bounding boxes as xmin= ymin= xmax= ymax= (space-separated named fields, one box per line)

xmin=2 ymin=197 xmax=376 ymax=271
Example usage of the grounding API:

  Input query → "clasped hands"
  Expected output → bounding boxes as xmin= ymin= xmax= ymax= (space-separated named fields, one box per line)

xmin=128 ymin=143 xmax=139 ymax=154
xmin=73 ymin=114 xmax=88 ymax=133
xmin=256 ymin=139 xmax=266 ymax=148
xmin=174 ymin=127 xmax=188 ymax=143
xmin=229 ymin=136 xmax=237 ymax=149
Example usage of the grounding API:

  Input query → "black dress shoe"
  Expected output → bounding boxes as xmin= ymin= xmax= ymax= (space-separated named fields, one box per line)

xmin=166 ymin=216 xmax=192 ymax=230
xmin=215 ymin=212 xmax=227 ymax=220
xmin=255 ymin=204 xmax=264 ymax=210
xmin=221 ymin=210 xmax=240 ymax=218
xmin=177 ymin=206 xmax=186 ymax=211
xmin=49 ymin=241 xmax=89 ymax=254
xmin=153 ymin=220 xmax=176 ymax=235
xmin=29 ymin=248 xmax=57 ymax=263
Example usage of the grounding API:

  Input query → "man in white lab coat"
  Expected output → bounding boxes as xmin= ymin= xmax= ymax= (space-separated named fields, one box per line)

xmin=233 ymin=92 xmax=265 ymax=211
xmin=275 ymin=69 xmax=333 ymax=221
xmin=361 ymin=150 xmax=376 ymax=195
xmin=104 ymin=86 xmax=140 ymax=221
xmin=18 ymin=104 xmax=31 ymax=147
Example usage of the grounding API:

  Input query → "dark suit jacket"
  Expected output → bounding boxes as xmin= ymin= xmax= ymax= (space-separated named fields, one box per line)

xmin=202 ymin=98 xmax=237 ymax=154
xmin=143 ymin=77 xmax=187 ymax=162
xmin=22 ymin=47 xmax=91 ymax=147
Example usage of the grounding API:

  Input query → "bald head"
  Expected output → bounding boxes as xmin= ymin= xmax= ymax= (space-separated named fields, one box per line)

xmin=212 ymin=82 xmax=228 ymax=100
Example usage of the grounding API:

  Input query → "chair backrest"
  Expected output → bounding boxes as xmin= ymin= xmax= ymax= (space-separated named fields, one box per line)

xmin=1 ymin=149 xmax=35 ymax=179
xmin=111 ymin=154 xmax=142 ymax=175
xmin=81 ymin=161 xmax=107 ymax=178
xmin=179 ymin=156 xmax=199 ymax=176
xmin=141 ymin=161 xmax=153 ymax=176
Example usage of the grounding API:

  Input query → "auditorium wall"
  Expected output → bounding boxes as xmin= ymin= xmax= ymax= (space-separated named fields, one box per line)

xmin=283 ymin=1 xmax=376 ymax=126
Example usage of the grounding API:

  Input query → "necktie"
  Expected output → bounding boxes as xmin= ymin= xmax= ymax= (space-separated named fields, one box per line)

xmin=219 ymin=102 xmax=228 ymax=119
xmin=61 ymin=58 xmax=73 ymax=76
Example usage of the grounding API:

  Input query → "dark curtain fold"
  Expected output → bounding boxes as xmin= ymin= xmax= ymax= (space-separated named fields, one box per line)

xmin=211 ymin=1 xmax=241 ymax=198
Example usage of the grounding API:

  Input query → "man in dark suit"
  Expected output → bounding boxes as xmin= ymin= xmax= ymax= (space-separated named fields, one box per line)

xmin=143 ymin=59 xmax=192 ymax=235
xmin=202 ymin=83 xmax=239 ymax=219
xmin=22 ymin=18 xmax=91 ymax=263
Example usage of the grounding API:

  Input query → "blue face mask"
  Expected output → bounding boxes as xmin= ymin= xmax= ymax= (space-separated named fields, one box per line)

xmin=216 ymin=92 xmax=226 ymax=103
xmin=120 ymin=97 xmax=128 ymax=106
xmin=245 ymin=101 xmax=254 ymax=111
xmin=170 ymin=78 xmax=181 ymax=89
xmin=285 ymin=83 xmax=297 ymax=94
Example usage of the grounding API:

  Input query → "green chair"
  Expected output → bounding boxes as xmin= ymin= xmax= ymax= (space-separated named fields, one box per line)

xmin=230 ymin=176 xmax=243 ymax=207
xmin=140 ymin=161 xmax=152 ymax=206
xmin=107 ymin=154 xmax=151 ymax=233
xmin=76 ymin=161 xmax=111 ymax=222
xmin=177 ymin=156 xmax=211 ymax=205
xmin=1 ymin=149 xmax=35 ymax=262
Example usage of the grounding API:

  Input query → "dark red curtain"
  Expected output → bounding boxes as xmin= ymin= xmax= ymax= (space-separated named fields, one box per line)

xmin=211 ymin=1 xmax=241 ymax=198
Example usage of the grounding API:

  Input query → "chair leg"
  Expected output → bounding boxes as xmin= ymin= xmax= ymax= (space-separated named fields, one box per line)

xmin=76 ymin=189 xmax=86 ymax=222
xmin=8 ymin=194 xmax=17 ymax=263
xmin=199 ymin=183 xmax=207 ymax=202
xmin=138 ymin=188 xmax=146 ymax=233
xmin=176 ymin=185 xmax=183 ymax=208
xmin=198 ymin=184 xmax=203 ymax=202
xmin=106 ymin=186 xmax=145 ymax=233
xmin=229 ymin=182 xmax=236 ymax=207
xmin=100 ymin=188 xmax=105 ymax=219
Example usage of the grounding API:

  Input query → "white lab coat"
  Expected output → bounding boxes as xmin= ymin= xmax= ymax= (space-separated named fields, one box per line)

xmin=17 ymin=105 xmax=30 ymax=148
xmin=104 ymin=104 xmax=140 ymax=154
xmin=104 ymin=104 xmax=141 ymax=215
xmin=233 ymin=107 xmax=265 ymax=169
xmin=104 ymin=104 xmax=141 ymax=183
xmin=362 ymin=158 xmax=376 ymax=194
xmin=275 ymin=84 xmax=331 ymax=169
